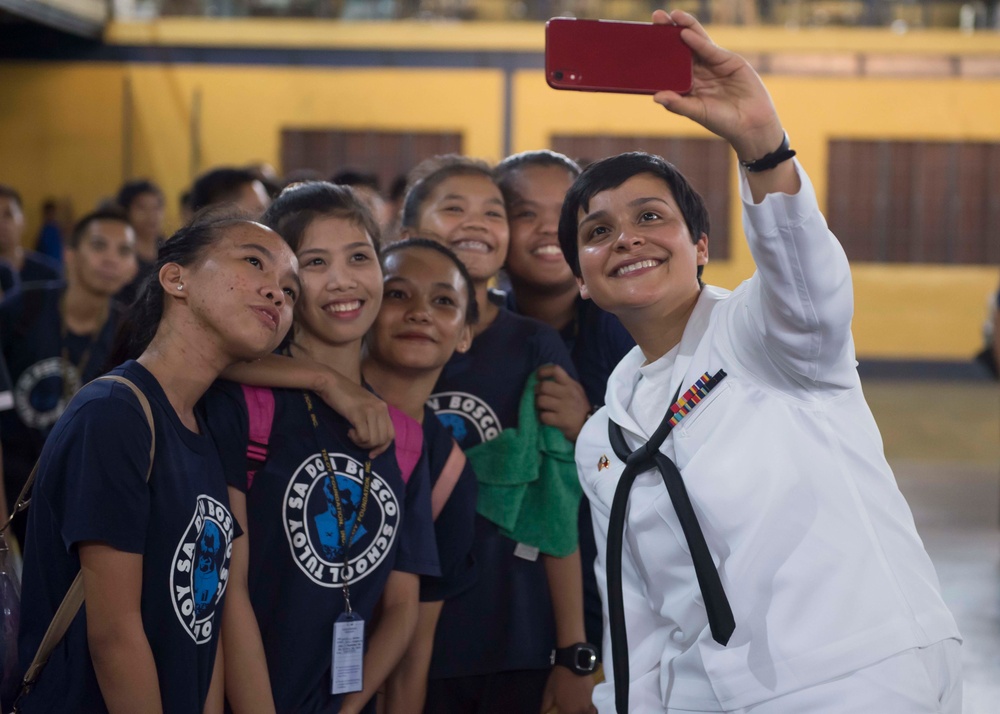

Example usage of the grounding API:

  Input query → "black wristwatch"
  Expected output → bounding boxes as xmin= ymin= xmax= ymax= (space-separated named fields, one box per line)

xmin=550 ymin=642 xmax=598 ymax=676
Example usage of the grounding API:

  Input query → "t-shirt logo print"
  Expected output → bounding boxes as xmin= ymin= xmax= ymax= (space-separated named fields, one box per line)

xmin=315 ymin=476 xmax=367 ymax=560
xmin=283 ymin=452 xmax=400 ymax=588
xmin=13 ymin=357 xmax=81 ymax=429
xmin=427 ymin=391 xmax=501 ymax=448
xmin=171 ymin=495 xmax=236 ymax=644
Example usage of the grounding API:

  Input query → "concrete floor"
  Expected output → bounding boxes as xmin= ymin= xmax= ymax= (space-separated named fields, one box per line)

xmin=866 ymin=380 xmax=1000 ymax=714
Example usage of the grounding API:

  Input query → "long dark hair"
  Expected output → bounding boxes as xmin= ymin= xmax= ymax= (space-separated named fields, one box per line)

xmin=109 ymin=209 xmax=260 ymax=364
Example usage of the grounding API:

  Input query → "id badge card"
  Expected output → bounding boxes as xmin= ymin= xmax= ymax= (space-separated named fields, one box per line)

xmin=331 ymin=611 xmax=365 ymax=695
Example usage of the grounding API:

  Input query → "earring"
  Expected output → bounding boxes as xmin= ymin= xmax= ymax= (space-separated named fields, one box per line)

xmin=177 ymin=284 xmax=184 ymax=291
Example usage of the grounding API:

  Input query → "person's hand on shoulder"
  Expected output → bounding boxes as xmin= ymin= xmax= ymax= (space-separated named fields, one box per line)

xmin=316 ymin=375 xmax=394 ymax=458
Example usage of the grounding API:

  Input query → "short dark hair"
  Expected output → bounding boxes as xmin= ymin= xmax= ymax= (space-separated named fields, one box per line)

xmin=401 ymin=155 xmax=495 ymax=230
xmin=116 ymin=179 xmax=163 ymax=211
xmin=190 ymin=168 xmax=260 ymax=212
xmin=381 ymin=237 xmax=479 ymax=326
xmin=0 ymin=184 xmax=22 ymax=210
xmin=331 ymin=169 xmax=381 ymax=193
xmin=261 ymin=181 xmax=381 ymax=254
xmin=69 ymin=207 xmax=131 ymax=249
xmin=558 ymin=152 xmax=709 ymax=280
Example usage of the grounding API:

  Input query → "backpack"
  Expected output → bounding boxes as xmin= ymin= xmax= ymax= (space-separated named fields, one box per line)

xmin=240 ymin=385 xmax=423 ymax=488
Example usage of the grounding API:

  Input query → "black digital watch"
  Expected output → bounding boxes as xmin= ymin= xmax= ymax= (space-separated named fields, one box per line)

xmin=550 ymin=642 xmax=598 ymax=676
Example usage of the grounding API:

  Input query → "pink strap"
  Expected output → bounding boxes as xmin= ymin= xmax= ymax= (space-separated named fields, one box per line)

xmin=242 ymin=384 xmax=275 ymax=490
xmin=431 ymin=440 xmax=466 ymax=521
xmin=388 ymin=406 xmax=423 ymax=484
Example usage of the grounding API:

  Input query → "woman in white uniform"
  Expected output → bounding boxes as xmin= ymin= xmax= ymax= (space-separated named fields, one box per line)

xmin=558 ymin=10 xmax=962 ymax=714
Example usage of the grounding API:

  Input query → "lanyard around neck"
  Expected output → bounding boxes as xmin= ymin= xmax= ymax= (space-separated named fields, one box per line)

xmin=301 ymin=390 xmax=372 ymax=614
xmin=59 ymin=292 xmax=109 ymax=404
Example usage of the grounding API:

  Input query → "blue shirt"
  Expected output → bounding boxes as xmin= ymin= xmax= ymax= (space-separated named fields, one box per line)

xmin=418 ymin=406 xmax=478 ymax=603
xmin=0 ymin=252 xmax=62 ymax=295
xmin=506 ymin=292 xmax=634 ymax=408
xmin=18 ymin=361 xmax=237 ymax=714
xmin=203 ymin=381 xmax=439 ymax=714
xmin=507 ymin=293 xmax=634 ymax=659
xmin=0 ymin=284 xmax=122 ymax=543
xmin=35 ymin=223 xmax=64 ymax=266
xmin=427 ymin=307 xmax=578 ymax=678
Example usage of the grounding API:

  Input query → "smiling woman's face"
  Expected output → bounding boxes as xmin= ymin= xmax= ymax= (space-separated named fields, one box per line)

xmin=505 ymin=164 xmax=577 ymax=292
xmin=413 ymin=173 xmax=509 ymax=283
xmin=576 ymin=172 xmax=707 ymax=317
xmin=292 ymin=214 xmax=382 ymax=347
xmin=367 ymin=246 xmax=472 ymax=373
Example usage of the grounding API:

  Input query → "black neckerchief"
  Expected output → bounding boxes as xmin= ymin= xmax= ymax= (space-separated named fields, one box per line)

xmin=605 ymin=369 xmax=734 ymax=713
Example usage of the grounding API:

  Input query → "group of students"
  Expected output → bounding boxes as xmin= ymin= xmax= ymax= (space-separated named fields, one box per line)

xmin=0 ymin=102 xmax=624 ymax=714
xmin=0 ymin=9 xmax=963 ymax=714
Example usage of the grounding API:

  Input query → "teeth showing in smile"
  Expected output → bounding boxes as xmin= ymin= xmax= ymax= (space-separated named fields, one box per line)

xmin=533 ymin=245 xmax=562 ymax=256
xmin=327 ymin=300 xmax=361 ymax=313
xmin=616 ymin=259 xmax=660 ymax=277
xmin=454 ymin=240 xmax=490 ymax=253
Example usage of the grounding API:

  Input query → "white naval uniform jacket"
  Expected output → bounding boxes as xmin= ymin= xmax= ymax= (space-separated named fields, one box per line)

xmin=576 ymin=162 xmax=960 ymax=712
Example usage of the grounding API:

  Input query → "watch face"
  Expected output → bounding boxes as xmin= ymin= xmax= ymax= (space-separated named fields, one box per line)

xmin=575 ymin=646 xmax=598 ymax=673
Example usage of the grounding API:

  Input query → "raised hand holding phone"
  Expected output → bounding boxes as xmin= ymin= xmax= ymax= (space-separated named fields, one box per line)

xmin=650 ymin=9 xmax=799 ymax=199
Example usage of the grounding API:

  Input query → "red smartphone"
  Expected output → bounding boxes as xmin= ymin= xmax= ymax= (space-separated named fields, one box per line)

xmin=545 ymin=18 xmax=692 ymax=95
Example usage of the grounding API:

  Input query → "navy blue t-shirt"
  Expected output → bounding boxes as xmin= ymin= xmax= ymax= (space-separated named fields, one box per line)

xmin=0 ymin=260 xmax=19 ymax=298
xmin=35 ymin=223 xmax=64 ymax=266
xmin=426 ymin=307 xmax=578 ymax=679
xmin=18 ymin=361 xmax=237 ymax=714
xmin=0 ymin=335 xmax=13 ymax=414
xmin=564 ymin=299 xmax=632 ymax=658
xmin=0 ymin=252 xmax=62 ymax=295
xmin=418 ymin=406 xmax=478 ymax=603
xmin=0 ymin=284 xmax=122 ymax=543
xmin=203 ymin=381 xmax=439 ymax=714
xmin=506 ymin=292 xmax=634 ymax=408
xmin=508 ymin=293 xmax=634 ymax=658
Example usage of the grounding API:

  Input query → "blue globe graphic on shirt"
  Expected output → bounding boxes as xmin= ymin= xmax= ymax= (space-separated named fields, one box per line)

xmin=314 ymin=476 xmax=368 ymax=561
xmin=437 ymin=413 xmax=468 ymax=445
xmin=192 ymin=521 xmax=222 ymax=617
xmin=29 ymin=375 xmax=62 ymax=414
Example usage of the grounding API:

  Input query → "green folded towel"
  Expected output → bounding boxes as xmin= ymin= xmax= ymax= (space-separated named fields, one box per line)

xmin=467 ymin=370 xmax=582 ymax=557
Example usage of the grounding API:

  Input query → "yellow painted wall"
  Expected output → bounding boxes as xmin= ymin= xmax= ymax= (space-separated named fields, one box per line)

xmin=1 ymin=20 xmax=998 ymax=361
xmin=0 ymin=62 xmax=504 ymax=233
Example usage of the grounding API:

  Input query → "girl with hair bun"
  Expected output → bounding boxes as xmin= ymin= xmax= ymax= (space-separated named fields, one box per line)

xmin=17 ymin=211 xmax=299 ymax=714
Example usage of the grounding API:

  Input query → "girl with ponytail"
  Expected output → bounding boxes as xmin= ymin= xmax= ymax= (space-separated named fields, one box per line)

xmin=17 ymin=210 xmax=299 ymax=714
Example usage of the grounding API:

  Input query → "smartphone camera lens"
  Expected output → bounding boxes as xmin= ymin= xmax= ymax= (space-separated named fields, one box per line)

xmin=554 ymin=71 xmax=564 ymax=81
